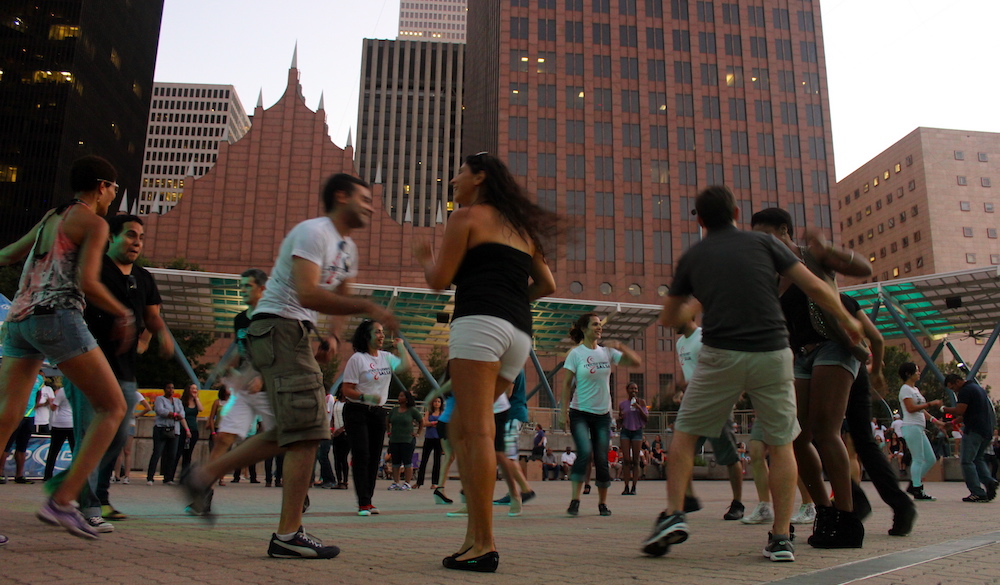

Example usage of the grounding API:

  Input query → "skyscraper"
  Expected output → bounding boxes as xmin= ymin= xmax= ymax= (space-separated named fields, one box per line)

xmin=398 ymin=0 xmax=468 ymax=42
xmin=0 ymin=1 xmax=164 ymax=242
xmin=463 ymin=0 xmax=838 ymax=399
xmin=356 ymin=39 xmax=465 ymax=227
xmin=138 ymin=82 xmax=251 ymax=215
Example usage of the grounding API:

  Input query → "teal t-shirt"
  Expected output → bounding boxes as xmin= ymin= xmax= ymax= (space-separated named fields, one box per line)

xmin=387 ymin=406 xmax=422 ymax=444
xmin=25 ymin=375 xmax=43 ymax=417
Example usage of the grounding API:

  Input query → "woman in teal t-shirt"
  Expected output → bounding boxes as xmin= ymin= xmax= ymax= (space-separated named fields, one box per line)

xmin=387 ymin=390 xmax=423 ymax=490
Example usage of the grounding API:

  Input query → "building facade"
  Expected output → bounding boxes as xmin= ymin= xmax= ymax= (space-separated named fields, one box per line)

xmin=398 ymin=0 xmax=467 ymax=42
xmin=463 ymin=0 xmax=838 ymax=401
xmin=0 ymin=0 xmax=164 ymax=243
xmin=138 ymin=82 xmax=250 ymax=215
xmin=837 ymin=127 xmax=1000 ymax=376
xmin=356 ymin=39 xmax=464 ymax=227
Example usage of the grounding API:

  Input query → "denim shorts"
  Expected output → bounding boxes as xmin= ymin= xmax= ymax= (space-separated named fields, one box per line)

xmin=793 ymin=340 xmax=861 ymax=380
xmin=620 ymin=427 xmax=643 ymax=441
xmin=2 ymin=309 xmax=98 ymax=364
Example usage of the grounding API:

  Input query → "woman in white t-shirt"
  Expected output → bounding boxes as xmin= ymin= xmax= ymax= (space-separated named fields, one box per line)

xmin=340 ymin=319 xmax=410 ymax=516
xmin=559 ymin=313 xmax=641 ymax=517
xmin=896 ymin=362 xmax=945 ymax=500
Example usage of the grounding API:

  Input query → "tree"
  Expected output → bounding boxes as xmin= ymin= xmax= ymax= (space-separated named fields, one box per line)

xmin=136 ymin=329 xmax=216 ymax=388
xmin=410 ymin=345 xmax=449 ymax=400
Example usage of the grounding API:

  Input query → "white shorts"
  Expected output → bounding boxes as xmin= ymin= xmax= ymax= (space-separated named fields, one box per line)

xmin=448 ymin=315 xmax=532 ymax=382
xmin=218 ymin=390 xmax=276 ymax=440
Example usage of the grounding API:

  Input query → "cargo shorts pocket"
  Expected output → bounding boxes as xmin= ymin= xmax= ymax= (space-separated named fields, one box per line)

xmin=272 ymin=373 xmax=325 ymax=432
xmin=247 ymin=321 xmax=277 ymax=370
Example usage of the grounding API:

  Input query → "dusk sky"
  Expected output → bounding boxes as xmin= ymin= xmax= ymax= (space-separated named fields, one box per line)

xmin=154 ymin=0 xmax=1000 ymax=181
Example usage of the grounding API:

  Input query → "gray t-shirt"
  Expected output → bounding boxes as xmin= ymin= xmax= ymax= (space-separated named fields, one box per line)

xmin=669 ymin=225 xmax=798 ymax=352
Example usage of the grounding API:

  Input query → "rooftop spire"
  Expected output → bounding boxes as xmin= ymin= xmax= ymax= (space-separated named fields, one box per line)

xmin=317 ymin=91 xmax=325 ymax=111
xmin=256 ymin=89 xmax=263 ymax=108
xmin=345 ymin=128 xmax=352 ymax=148
xmin=291 ymin=41 xmax=298 ymax=69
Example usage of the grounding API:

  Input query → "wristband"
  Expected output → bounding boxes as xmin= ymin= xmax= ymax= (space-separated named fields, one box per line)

xmin=930 ymin=417 xmax=937 ymax=423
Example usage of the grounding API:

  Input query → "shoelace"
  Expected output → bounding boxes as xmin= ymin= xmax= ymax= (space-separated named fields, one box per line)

xmin=297 ymin=532 xmax=322 ymax=547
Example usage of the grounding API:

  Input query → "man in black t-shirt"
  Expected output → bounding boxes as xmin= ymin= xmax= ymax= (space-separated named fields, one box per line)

xmin=65 ymin=215 xmax=174 ymax=527
xmin=943 ymin=374 xmax=998 ymax=502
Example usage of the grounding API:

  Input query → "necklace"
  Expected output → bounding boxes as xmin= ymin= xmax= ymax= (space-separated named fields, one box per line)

xmin=72 ymin=198 xmax=94 ymax=209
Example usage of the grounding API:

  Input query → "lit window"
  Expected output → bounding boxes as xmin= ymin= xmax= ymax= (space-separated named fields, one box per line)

xmin=894 ymin=163 xmax=901 ymax=173
xmin=0 ymin=165 xmax=18 ymax=182
xmin=884 ymin=171 xmax=890 ymax=180
xmin=892 ymin=267 xmax=899 ymax=277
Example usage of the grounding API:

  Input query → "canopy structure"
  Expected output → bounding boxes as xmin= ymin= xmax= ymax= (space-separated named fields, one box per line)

xmin=147 ymin=268 xmax=663 ymax=356
xmin=841 ymin=266 xmax=1000 ymax=384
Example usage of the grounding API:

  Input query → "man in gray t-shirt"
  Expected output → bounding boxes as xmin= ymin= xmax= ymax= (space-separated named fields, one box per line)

xmin=641 ymin=185 xmax=862 ymax=563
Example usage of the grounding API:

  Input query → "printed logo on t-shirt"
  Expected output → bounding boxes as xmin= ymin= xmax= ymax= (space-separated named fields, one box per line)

xmin=323 ymin=241 xmax=353 ymax=288
xmin=368 ymin=361 xmax=393 ymax=381
xmin=586 ymin=354 xmax=612 ymax=374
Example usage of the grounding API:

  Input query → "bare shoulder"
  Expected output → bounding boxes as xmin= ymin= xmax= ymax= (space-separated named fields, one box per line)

xmin=61 ymin=206 xmax=107 ymax=243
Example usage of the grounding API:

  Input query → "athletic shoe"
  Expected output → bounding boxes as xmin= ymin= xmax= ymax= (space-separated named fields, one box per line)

xmin=179 ymin=465 xmax=216 ymax=523
xmin=641 ymin=512 xmax=688 ymax=557
xmin=101 ymin=505 xmax=128 ymax=521
xmin=317 ymin=482 xmax=336 ymax=489
xmin=520 ymin=490 xmax=536 ymax=504
xmin=683 ymin=495 xmax=702 ymax=513
xmin=387 ymin=483 xmax=400 ymax=491
xmin=567 ymin=499 xmax=580 ymax=516
xmin=763 ymin=533 xmax=795 ymax=562
xmin=599 ymin=503 xmax=612 ymax=516
xmin=446 ymin=506 xmax=468 ymax=517
xmin=790 ymin=503 xmax=816 ymax=524
xmin=358 ymin=506 xmax=373 ymax=516
xmin=0 ymin=534 xmax=7 ymax=546
xmin=493 ymin=494 xmax=512 ymax=505
xmin=36 ymin=498 xmax=98 ymax=539
xmin=14 ymin=477 xmax=33 ymax=484
xmin=741 ymin=502 xmax=773 ymax=524
xmin=146 ymin=481 xmax=153 ymax=486
xmin=85 ymin=516 xmax=114 ymax=533
xmin=121 ymin=477 xmax=130 ymax=485
xmin=911 ymin=487 xmax=936 ymax=501
xmin=267 ymin=531 xmax=340 ymax=559
xmin=962 ymin=494 xmax=990 ymax=503
xmin=987 ymin=481 xmax=998 ymax=501
xmin=888 ymin=506 xmax=917 ymax=536
xmin=509 ymin=495 xmax=522 ymax=517
xmin=401 ymin=483 xmax=412 ymax=491
xmin=723 ymin=500 xmax=745 ymax=521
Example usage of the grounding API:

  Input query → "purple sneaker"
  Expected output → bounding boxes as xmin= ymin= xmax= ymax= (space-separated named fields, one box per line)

xmin=36 ymin=498 xmax=98 ymax=539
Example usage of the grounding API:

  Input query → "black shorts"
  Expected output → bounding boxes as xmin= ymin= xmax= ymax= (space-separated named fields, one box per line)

xmin=4 ymin=417 xmax=34 ymax=453
xmin=388 ymin=441 xmax=416 ymax=467
xmin=494 ymin=411 xmax=508 ymax=453
xmin=437 ymin=420 xmax=448 ymax=441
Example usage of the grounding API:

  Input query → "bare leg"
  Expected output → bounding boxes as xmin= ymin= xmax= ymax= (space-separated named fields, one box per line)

xmin=768 ymin=442 xmax=797 ymax=537
xmin=276 ymin=440 xmax=320 ymax=534
xmin=436 ymin=438 xmax=454 ymax=494
xmin=748 ymin=440 xmax=770 ymax=502
xmin=807 ymin=367 xmax=854 ymax=512
xmin=404 ymin=466 xmax=413 ymax=485
xmin=792 ymin=378 xmax=832 ymax=508
xmin=665 ymin=431 xmax=697 ymax=513
xmin=727 ymin=462 xmax=743 ymax=501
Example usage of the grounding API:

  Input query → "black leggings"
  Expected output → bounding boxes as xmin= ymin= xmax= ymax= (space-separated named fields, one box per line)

xmin=416 ymin=437 xmax=442 ymax=486
xmin=344 ymin=403 xmax=386 ymax=507
xmin=43 ymin=427 xmax=76 ymax=480
xmin=333 ymin=433 xmax=351 ymax=484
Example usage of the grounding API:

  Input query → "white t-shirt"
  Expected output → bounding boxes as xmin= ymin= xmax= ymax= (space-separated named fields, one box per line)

xmin=676 ymin=327 xmax=704 ymax=382
xmin=51 ymin=388 xmax=74 ymax=429
xmin=34 ymin=385 xmax=55 ymax=426
xmin=332 ymin=400 xmax=346 ymax=431
xmin=324 ymin=394 xmax=336 ymax=425
xmin=255 ymin=217 xmax=359 ymax=324
xmin=561 ymin=451 xmax=577 ymax=465
xmin=129 ymin=390 xmax=146 ymax=428
xmin=891 ymin=418 xmax=903 ymax=437
xmin=493 ymin=392 xmax=511 ymax=414
xmin=898 ymin=384 xmax=926 ymax=427
xmin=564 ymin=344 xmax=623 ymax=415
xmin=342 ymin=350 xmax=401 ymax=406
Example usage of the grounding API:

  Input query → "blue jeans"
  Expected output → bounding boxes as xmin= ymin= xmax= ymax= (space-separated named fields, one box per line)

xmin=66 ymin=379 xmax=139 ymax=517
xmin=961 ymin=431 xmax=996 ymax=497
xmin=569 ymin=409 xmax=612 ymax=488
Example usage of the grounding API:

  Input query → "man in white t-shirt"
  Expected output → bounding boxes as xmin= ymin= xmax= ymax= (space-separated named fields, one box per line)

xmin=181 ymin=173 xmax=397 ymax=560
xmin=560 ymin=446 xmax=577 ymax=480
xmin=890 ymin=414 xmax=903 ymax=439
xmin=34 ymin=379 xmax=56 ymax=434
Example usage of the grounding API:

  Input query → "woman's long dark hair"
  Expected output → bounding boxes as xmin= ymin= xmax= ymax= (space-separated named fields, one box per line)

xmin=352 ymin=319 xmax=377 ymax=353
xmin=569 ymin=312 xmax=598 ymax=344
xmin=464 ymin=153 xmax=560 ymax=256
xmin=399 ymin=389 xmax=416 ymax=409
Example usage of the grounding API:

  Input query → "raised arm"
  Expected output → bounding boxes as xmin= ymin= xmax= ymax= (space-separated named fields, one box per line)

xmin=413 ymin=208 xmax=472 ymax=291
xmin=292 ymin=257 xmax=396 ymax=329
xmin=781 ymin=262 xmax=862 ymax=344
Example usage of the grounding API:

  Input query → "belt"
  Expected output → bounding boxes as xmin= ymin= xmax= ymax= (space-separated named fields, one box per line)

xmin=251 ymin=313 xmax=326 ymax=349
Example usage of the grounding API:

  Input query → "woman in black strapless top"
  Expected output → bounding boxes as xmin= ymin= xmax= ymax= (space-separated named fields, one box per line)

xmin=415 ymin=153 xmax=557 ymax=572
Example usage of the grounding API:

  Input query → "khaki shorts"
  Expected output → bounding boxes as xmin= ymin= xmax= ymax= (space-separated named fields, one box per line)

xmin=247 ymin=317 xmax=330 ymax=448
xmin=675 ymin=346 xmax=799 ymax=446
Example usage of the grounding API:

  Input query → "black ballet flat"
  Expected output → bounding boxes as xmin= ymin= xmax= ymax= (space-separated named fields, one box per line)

xmin=443 ymin=547 xmax=472 ymax=562
xmin=442 ymin=551 xmax=499 ymax=573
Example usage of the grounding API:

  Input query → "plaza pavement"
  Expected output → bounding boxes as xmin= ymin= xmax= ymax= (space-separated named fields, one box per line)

xmin=0 ymin=476 xmax=997 ymax=585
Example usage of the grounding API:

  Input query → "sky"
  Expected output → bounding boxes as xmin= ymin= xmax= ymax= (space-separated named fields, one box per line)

xmin=154 ymin=0 xmax=1000 ymax=181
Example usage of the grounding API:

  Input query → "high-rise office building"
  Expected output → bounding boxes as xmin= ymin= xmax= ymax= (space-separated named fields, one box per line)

xmin=356 ymin=39 xmax=465 ymax=227
xmin=463 ymin=0 xmax=838 ymax=399
xmin=398 ymin=0 xmax=467 ymax=42
xmin=0 ymin=1 xmax=164 ymax=242
xmin=138 ymin=82 xmax=251 ymax=215
xmin=836 ymin=126 xmax=1000 ymax=376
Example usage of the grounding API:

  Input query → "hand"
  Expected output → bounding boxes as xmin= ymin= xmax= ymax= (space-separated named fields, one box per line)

xmin=603 ymin=340 xmax=621 ymax=351
xmin=929 ymin=399 xmax=943 ymax=408
xmin=558 ymin=410 xmax=568 ymax=431
xmin=839 ymin=314 xmax=864 ymax=345
xmin=413 ymin=240 xmax=434 ymax=267
xmin=185 ymin=428 xmax=191 ymax=437
xmin=803 ymin=228 xmax=830 ymax=259
xmin=372 ymin=307 xmax=399 ymax=335
xmin=314 ymin=336 xmax=338 ymax=363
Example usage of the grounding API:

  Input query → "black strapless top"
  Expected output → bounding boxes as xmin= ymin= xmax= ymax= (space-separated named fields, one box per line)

xmin=452 ymin=243 xmax=533 ymax=335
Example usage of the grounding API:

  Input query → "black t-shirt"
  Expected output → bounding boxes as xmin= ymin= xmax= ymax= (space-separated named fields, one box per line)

xmin=669 ymin=226 xmax=798 ymax=352
xmin=956 ymin=381 xmax=995 ymax=438
xmin=234 ymin=310 xmax=251 ymax=362
xmin=83 ymin=256 xmax=163 ymax=382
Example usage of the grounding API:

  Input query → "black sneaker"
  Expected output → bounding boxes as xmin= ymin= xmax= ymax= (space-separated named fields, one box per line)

xmin=493 ymin=494 xmax=512 ymax=505
xmin=179 ymin=465 xmax=216 ymax=523
xmin=567 ymin=499 xmax=580 ymax=516
xmin=987 ymin=481 xmax=998 ymax=502
xmin=723 ymin=500 xmax=744 ymax=521
xmin=911 ymin=488 xmax=936 ymax=501
xmin=267 ymin=531 xmax=340 ymax=559
xmin=683 ymin=495 xmax=702 ymax=513
xmin=962 ymin=494 xmax=989 ymax=503
xmin=599 ymin=503 xmax=612 ymax=516
xmin=521 ymin=490 xmax=536 ymax=504
xmin=641 ymin=512 xmax=688 ymax=557
xmin=763 ymin=533 xmax=795 ymax=562
xmin=888 ymin=506 xmax=917 ymax=536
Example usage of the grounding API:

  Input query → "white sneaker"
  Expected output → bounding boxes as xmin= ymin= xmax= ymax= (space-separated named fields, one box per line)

xmin=401 ymin=483 xmax=412 ymax=491
xmin=121 ymin=477 xmax=130 ymax=485
xmin=85 ymin=516 xmax=115 ymax=533
xmin=740 ymin=502 xmax=774 ymax=525
xmin=388 ymin=483 xmax=400 ymax=491
xmin=790 ymin=503 xmax=816 ymax=524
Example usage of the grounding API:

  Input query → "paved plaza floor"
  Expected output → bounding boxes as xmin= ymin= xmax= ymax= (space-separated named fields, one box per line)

xmin=1 ymin=477 xmax=997 ymax=585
